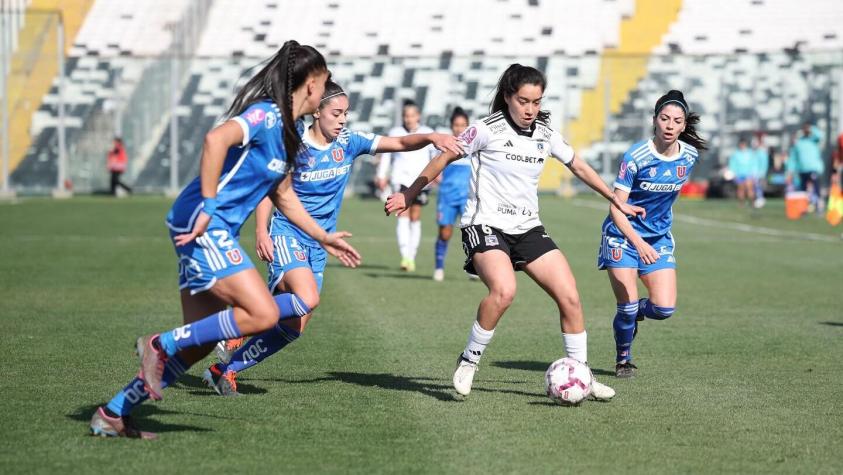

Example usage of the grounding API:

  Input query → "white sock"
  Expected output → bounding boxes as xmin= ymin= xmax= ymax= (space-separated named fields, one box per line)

xmin=562 ymin=331 xmax=588 ymax=364
xmin=462 ymin=321 xmax=495 ymax=364
xmin=397 ymin=217 xmax=410 ymax=259
xmin=408 ymin=220 xmax=422 ymax=259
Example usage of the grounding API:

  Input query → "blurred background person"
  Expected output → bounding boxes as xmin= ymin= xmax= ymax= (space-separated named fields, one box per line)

xmin=751 ymin=132 xmax=769 ymax=208
xmin=107 ymin=137 xmax=132 ymax=196
xmin=375 ymin=100 xmax=438 ymax=272
xmin=788 ymin=122 xmax=824 ymax=213
xmin=727 ymin=137 xmax=754 ymax=207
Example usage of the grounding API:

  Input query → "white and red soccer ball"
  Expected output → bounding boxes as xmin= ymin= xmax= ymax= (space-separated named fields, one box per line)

xmin=545 ymin=357 xmax=593 ymax=405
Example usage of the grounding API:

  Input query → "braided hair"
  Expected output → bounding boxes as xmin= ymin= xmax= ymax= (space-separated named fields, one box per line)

xmin=225 ymin=40 xmax=327 ymax=164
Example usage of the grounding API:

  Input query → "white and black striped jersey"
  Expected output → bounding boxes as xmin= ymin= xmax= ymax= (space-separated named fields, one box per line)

xmin=457 ymin=111 xmax=574 ymax=234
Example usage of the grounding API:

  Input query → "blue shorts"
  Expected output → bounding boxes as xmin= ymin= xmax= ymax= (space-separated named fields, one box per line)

xmin=173 ymin=228 xmax=254 ymax=295
xmin=267 ymin=234 xmax=327 ymax=293
xmin=597 ymin=231 xmax=676 ymax=275
xmin=734 ymin=176 xmax=751 ymax=185
xmin=437 ymin=195 xmax=467 ymax=226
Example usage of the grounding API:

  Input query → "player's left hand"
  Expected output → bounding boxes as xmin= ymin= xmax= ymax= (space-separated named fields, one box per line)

xmin=255 ymin=231 xmax=274 ymax=263
xmin=321 ymin=231 xmax=362 ymax=268
xmin=173 ymin=211 xmax=211 ymax=247
xmin=430 ymin=133 xmax=464 ymax=155
xmin=617 ymin=202 xmax=646 ymax=219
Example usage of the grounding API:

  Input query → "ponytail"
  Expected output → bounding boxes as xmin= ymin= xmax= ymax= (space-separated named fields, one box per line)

xmin=225 ymin=40 xmax=327 ymax=164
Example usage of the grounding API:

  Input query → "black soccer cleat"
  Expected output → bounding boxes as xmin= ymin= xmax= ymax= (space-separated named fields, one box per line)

xmin=615 ymin=361 xmax=638 ymax=378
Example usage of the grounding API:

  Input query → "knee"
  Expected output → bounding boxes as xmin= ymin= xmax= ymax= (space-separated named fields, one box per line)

xmin=440 ymin=227 xmax=452 ymax=241
xmin=489 ymin=286 xmax=516 ymax=310
xmin=298 ymin=291 xmax=320 ymax=312
xmin=644 ymin=300 xmax=675 ymax=320
xmin=557 ymin=293 xmax=582 ymax=315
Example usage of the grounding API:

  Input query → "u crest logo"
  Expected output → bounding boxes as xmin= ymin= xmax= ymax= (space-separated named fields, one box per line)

xmin=676 ymin=166 xmax=687 ymax=178
xmin=610 ymin=248 xmax=623 ymax=261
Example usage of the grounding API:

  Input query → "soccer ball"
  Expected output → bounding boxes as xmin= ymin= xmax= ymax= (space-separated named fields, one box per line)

xmin=545 ymin=357 xmax=593 ymax=405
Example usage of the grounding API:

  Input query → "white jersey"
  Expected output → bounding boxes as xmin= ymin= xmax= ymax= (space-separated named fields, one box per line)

xmin=458 ymin=111 xmax=574 ymax=234
xmin=375 ymin=125 xmax=437 ymax=188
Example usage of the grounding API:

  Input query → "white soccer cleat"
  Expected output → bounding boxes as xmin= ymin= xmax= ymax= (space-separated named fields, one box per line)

xmin=433 ymin=268 xmax=445 ymax=281
xmin=215 ymin=338 xmax=245 ymax=364
xmin=453 ymin=356 xmax=478 ymax=396
xmin=589 ymin=379 xmax=616 ymax=401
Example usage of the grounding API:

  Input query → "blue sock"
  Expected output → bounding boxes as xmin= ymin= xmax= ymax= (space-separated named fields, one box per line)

xmin=639 ymin=298 xmax=675 ymax=320
xmin=613 ymin=302 xmax=639 ymax=363
xmin=435 ymin=238 xmax=448 ymax=270
xmin=274 ymin=293 xmax=311 ymax=321
xmin=158 ymin=308 xmax=241 ymax=356
xmin=225 ymin=324 xmax=301 ymax=373
xmin=105 ymin=355 xmax=188 ymax=416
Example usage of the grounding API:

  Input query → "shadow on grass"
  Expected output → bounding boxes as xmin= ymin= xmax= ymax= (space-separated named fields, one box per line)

xmin=493 ymin=360 xmax=614 ymax=377
xmin=175 ymin=373 xmax=268 ymax=396
xmin=326 ymin=372 xmax=544 ymax=400
xmin=326 ymin=263 xmax=391 ymax=271
xmin=363 ymin=272 xmax=433 ymax=280
xmin=68 ymin=404 xmax=213 ymax=435
xmin=819 ymin=321 xmax=843 ymax=327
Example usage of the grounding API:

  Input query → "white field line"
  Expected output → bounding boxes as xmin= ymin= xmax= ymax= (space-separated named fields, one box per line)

xmin=570 ymin=199 xmax=840 ymax=244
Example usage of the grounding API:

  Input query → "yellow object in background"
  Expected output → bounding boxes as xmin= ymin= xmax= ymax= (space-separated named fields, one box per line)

xmin=826 ymin=184 xmax=843 ymax=226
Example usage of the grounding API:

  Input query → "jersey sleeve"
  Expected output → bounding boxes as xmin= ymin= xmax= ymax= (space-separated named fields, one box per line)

xmin=458 ymin=121 xmax=490 ymax=156
xmin=549 ymin=132 xmax=575 ymax=165
xmin=347 ymin=129 xmax=382 ymax=158
xmin=614 ymin=152 xmax=638 ymax=193
xmin=230 ymin=102 xmax=277 ymax=147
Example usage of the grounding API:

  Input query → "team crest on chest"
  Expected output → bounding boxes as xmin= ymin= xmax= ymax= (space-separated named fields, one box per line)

xmin=307 ymin=156 xmax=316 ymax=168
xmin=649 ymin=167 xmax=657 ymax=178
xmin=332 ymin=148 xmax=345 ymax=163
xmin=676 ymin=165 xmax=687 ymax=178
xmin=536 ymin=142 xmax=545 ymax=153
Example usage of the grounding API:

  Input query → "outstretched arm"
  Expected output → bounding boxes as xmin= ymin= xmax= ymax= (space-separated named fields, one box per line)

xmin=384 ymin=150 xmax=461 ymax=215
xmin=375 ymin=133 xmax=463 ymax=155
xmin=567 ymin=154 xmax=646 ymax=218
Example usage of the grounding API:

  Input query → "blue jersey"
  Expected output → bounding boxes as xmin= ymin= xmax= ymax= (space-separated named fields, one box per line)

xmin=438 ymin=156 xmax=472 ymax=204
xmin=603 ymin=139 xmax=697 ymax=239
xmin=167 ymin=100 xmax=301 ymax=236
xmin=270 ymin=128 xmax=381 ymax=246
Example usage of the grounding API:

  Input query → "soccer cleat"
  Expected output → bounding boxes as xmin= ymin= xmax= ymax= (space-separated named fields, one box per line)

xmin=137 ymin=334 xmax=167 ymax=401
xmin=215 ymin=337 xmax=245 ymax=364
xmin=407 ymin=259 xmax=416 ymax=272
xmin=589 ymin=378 xmax=616 ymax=401
xmin=467 ymin=273 xmax=481 ymax=281
xmin=433 ymin=268 xmax=445 ymax=281
xmin=90 ymin=406 xmax=157 ymax=440
xmin=203 ymin=363 xmax=240 ymax=397
xmin=615 ymin=361 xmax=638 ymax=378
xmin=453 ymin=355 xmax=478 ymax=396
xmin=400 ymin=258 xmax=411 ymax=271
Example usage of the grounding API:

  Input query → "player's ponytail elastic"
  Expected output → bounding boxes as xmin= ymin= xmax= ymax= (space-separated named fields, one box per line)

xmin=225 ymin=40 xmax=328 ymax=163
xmin=654 ymin=90 xmax=708 ymax=151
xmin=490 ymin=63 xmax=550 ymax=124
xmin=450 ymin=106 xmax=468 ymax=126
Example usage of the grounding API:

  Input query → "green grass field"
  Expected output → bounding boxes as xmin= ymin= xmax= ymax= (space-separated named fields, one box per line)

xmin=1 ymin=195 xmax=840 ymax=473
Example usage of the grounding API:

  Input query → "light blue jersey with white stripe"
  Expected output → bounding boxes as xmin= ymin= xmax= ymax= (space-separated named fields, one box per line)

xmin=603 ymin=138 xmax=697 ymax=238
xmin=270 ymin=128 xmax=380 ymax=247
xmin=167 ymin=100 xmax=301 ymax=236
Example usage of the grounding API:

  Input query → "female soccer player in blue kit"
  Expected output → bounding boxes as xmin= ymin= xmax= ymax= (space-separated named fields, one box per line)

xmin=432 ymin=107 xmax=471 ymax=282
xmin=90 ymin=42 xmax=362 ymax=439
xmin=597 ymin=90 xmax=707 ymax=378
xmin=203 ymin=80 xmax=462 ymax=395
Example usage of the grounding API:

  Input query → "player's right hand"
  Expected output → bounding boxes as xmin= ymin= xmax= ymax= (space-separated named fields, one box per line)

xmin=174 ymin=211 xmax=211 ymax=247
xmin=635 ymin=241 xmax=660 ymax=265
xmin=321 ymin=231 xmax=362 ymax=268
xmin=256 ymin=231 xmax=274 ymax=263
xmin=384 ymin=192 xmax=407 ymax=216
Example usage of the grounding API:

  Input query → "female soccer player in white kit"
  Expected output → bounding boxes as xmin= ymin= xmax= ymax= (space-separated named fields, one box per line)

xmin=385 ymin=64 xmax=645 ymax=398
xmin=376 ymin=100 xmax=438 ymax=271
